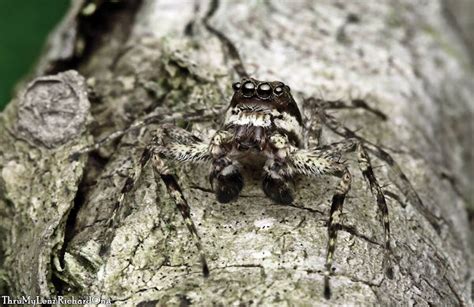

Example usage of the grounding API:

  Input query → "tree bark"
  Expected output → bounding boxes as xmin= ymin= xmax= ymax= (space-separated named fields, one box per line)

xmin=0 ymin=0 xmax=472 ymax=305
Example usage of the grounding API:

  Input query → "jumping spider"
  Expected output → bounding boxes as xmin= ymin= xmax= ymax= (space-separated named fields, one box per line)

xmin=74 ymin=77 xmax=393 ymax=299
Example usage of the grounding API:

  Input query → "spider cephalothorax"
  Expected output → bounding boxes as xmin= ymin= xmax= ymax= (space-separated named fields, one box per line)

xmin=74 ymin=77 xmax=394 ymax=299
xmin=226 ymin=78 xmax=304 ymax=149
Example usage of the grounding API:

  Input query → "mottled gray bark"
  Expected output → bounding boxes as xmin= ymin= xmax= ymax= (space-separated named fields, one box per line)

xmin=444 ymin=0 xmax=474 ymax=66
xmin=0 ymin=0 xmax=472 ymax=305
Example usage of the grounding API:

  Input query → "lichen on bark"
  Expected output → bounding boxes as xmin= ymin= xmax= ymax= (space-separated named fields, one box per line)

xmin=0 ymin=0 xmax=472 ymax=305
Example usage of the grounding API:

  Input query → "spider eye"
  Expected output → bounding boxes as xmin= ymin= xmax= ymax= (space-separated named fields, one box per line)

xmin=242 ymin=81 xmax=256 ymax=97
xmin=257 ymin=83 xmax=272 ymax=99
xmin=274 ymin=86 xmax=284 ymax=96
xmin=232 ymin=82 xmax=241 ymax=91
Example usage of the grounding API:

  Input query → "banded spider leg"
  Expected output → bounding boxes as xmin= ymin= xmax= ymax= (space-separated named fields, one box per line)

xmin=305 ymin=97 xmax=396 ymax=296
xmin=70 ymin=107 xmax=221 ymax=159
xmin=111 ymin=126 xmax=213 ymax=276
xmin=273 ymin=133 xmax=392 ymax=299
xmin=312 ymin=94 xmax=440 ymax=271
xmin=319 ymin=108 xmax=441 ymax=234
xmin=71 ymin=110 xmax=220 ymax=277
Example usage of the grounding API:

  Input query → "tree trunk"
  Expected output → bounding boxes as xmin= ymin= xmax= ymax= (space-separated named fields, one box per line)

xmin=0 ymin=0 xmax=472 ymax=305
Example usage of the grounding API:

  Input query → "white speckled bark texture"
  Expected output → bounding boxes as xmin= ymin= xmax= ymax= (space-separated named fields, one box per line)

xmin=0 ymin=0 xmax=472 ymax=305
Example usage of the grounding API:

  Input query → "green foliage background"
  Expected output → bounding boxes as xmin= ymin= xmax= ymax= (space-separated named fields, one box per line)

xmin=0 ymin=1 xmax=69 ymax=111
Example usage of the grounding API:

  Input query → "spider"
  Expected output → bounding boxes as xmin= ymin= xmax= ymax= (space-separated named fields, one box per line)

xmin=73 ymin=77 xmax=394 ymax=299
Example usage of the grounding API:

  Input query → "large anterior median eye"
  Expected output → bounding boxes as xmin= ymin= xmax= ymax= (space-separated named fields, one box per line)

xmin=257 ymin=83 xmax=272 ymax=99
xmin=242 ymin=81 xmax=256 ymax=97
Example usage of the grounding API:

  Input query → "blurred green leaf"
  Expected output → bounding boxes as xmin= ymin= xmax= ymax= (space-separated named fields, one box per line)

xmin=0 ymin=0 xmax=70 ymax=110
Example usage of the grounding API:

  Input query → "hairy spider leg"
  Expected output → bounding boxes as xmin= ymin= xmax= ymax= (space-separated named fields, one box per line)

xmin=365 ymin=142 xmax=441 ymax=234
xmin=101 ymin=126 xmax=213 ymax=276
xmin=154 ymin=127 xmax=245 ymax=204
xmin=262 ymin=158 xmax=295 ymax=205
xmin=101 ymin=122 xmax=207 ymax=253
xmin=98 ymin=126 xmax=197 ymax=249
xmin=283 ymin=135 xmax=393 ymax=298
xmin=305 ymin=97 xmax=388 ymax=120
xmin=266 ymin=133 xmax=351 ymax=298
xmin=315 ymin=139 xmax=393 ymax=273
xmin=311 ymin=100 xmax=402 ymax=268
xmin=146 ymin=129 xmax=214 ymax=276
xmin=263 ymin=134 xmax=296 ymax=204
xmin=312 ymin=98 xmax=394 ymax=230
xmin=324 ymin=167 xmax=351 ymax=300
xmin=70 ymin=107 xmax=221 ymax=159
xmin=210 ymin=157 xmax=244 ymax=203
xmin=98 ymin=142 xmax=155 ymax=258
xmin=316 ymin=106 xmax=440 ymax=232
xmin=319 ymin=104 xmax=441 ymax=268
xmin=280 ymin=142 xmax=350 ymax=299
xmin=159 ymin=127 xmax=245 ymax=203
xmin=356 ymin=142 xmax=393 ymax=275
xmin=97 ymin=142 xmax=152 ymax=256
xmin=151 ymin=152 xmax=210 ymax=277
xmin=207 ymin=130 xmax=244 ymax=203
xmin=302 ymin=95 xmax=388 ymax=148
